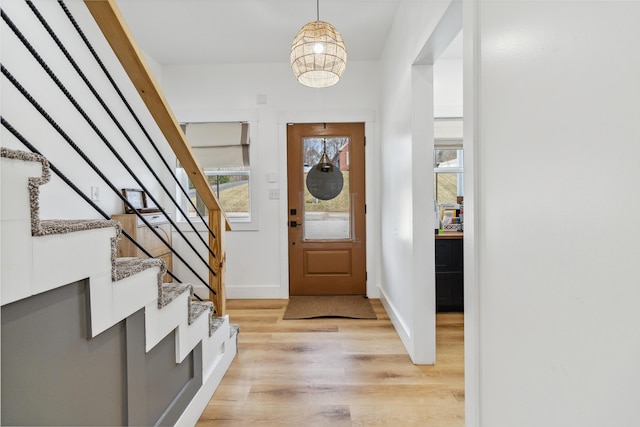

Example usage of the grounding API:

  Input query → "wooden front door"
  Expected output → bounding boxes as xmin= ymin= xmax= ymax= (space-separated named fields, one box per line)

xmin=287 ymin=123 xmax=366 ymax=295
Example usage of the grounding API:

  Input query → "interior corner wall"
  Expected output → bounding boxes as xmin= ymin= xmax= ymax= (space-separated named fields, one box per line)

xmin=157 ymin=61 xmax=381 ymax=299
xmin=474 ymin=2 xmax=640 ymax=426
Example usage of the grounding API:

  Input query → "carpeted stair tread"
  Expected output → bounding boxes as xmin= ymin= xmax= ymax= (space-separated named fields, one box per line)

xmin=159 ymin=282 xmax=192 ymax=308
xmin=36 ymin=219 xmax=119 ymax=236
xmin=113 ymin=257 xmax=165 ymax=282
xmin=209 ymin=316 xmax=225 ymax=336
xmin=208 ymin=317 xmax=239 ymax=338
xmin=230 ymin=323 xmax=240 ymax=338
xmin=1 ymin=149 xmax=120 ymax=238
xmin=230 ymin=323 xmax=240 ymax=351
xmin=189 ymin=301 xmax=213 ymax=325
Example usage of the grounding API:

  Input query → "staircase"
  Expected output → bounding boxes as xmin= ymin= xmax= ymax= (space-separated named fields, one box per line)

xmin=0 ymin=147 xmax=237 ymax=425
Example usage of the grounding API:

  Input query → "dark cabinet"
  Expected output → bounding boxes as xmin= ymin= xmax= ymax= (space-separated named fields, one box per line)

xmin=435 ymin=238 xmax=463 ymax=312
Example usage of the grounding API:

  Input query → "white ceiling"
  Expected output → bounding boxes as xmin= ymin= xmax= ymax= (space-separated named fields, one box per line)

xmin=115 ymin=0 xmax=461 ymax=66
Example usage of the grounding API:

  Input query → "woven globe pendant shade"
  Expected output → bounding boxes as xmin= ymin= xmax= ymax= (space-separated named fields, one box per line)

xmin=290 ymin=20 xmax=347 ymax=88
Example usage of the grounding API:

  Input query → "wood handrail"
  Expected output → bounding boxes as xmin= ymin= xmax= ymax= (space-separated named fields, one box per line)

xmin=84 ymin=0 xmax=230 ymax=231
xmin=84 ymin=0 xmax=229 ymax=315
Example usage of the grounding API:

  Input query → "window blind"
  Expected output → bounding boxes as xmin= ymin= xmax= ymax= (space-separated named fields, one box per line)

xmin=434 ymin=118 xmax=463 ymax=148
xmin=185 ymin=122 xmax=250 ymax=167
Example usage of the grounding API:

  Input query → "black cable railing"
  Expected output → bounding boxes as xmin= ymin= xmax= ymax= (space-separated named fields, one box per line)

xmin=0 ymin=2 xmax=223 ymax=302
xmin=0 ymin=117 xmax=198 ymax=294
xmin=27 ymin=0 xmax=219 ymax=254
xmin=54 ymin=1 xmax=219 ymax=243
xmin=0 ymin=9 xmax=216 ymax=279
xmin=0 ymin=65 xmax=215 ymax=297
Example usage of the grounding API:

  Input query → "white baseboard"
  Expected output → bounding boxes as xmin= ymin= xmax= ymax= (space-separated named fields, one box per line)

xmin=175 ymin=333 xmax=237 ymax=427
xmin=378 ymin=286 xmax=412 ymax=353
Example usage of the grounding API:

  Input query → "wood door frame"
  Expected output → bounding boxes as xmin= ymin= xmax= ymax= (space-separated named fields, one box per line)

xmin=286 ymin=122 xmax=366 ymax=296
xmin=276 ymin=113 xmax=377 ymax=301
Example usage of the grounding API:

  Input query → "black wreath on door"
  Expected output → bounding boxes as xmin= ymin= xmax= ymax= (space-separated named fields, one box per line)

xmin=305 ymin=139 xmax=344 ymax=200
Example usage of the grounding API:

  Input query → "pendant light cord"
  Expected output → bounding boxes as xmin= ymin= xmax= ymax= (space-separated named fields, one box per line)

xmin=316 ymin=0 xmax=320 ymax=22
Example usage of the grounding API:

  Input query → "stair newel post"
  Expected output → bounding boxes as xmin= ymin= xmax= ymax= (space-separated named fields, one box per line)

xmin=208 ymin=208 xmax=226 ymax=316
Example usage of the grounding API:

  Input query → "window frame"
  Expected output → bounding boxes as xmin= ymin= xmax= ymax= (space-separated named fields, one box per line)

xmin=176 ymin=120 xmax=259 ymax=231
xmin=434 ymin=149 xmax=464 ymax=207
xmin=434 ymin=118 xmax=464 ymax=207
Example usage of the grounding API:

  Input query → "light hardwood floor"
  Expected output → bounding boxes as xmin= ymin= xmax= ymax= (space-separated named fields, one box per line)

xmin=197 ymin=299 xmax=464 ymax=426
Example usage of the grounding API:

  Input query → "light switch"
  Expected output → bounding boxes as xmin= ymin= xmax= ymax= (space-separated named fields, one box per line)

xmin=91 ymin=186 xmax=100 ymax=201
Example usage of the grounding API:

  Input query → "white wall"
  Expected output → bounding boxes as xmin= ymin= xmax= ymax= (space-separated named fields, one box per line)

xmin=434 ymin=58 xmax=463 ymax=118
xmin=377 ymin=1 xmax=453 ymax=363
xmin=158 ymin=61 xmax=382 ymax=299
xmin=470 ymin=1 xmax=640 ymax=425
xmin=1 ymin=0 xmax=173 ymax=220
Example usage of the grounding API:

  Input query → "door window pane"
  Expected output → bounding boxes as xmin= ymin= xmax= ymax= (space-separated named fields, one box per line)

xmin=302 ymin=136 xmax=351 ymax=240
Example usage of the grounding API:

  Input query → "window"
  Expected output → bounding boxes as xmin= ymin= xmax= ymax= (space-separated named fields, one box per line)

xmin=434 ymin=118 xmax=463 ymax=207
xmin=434 ymin=149 xmax=463 ymax=206
xmin=177 ymin=122 xmax=255 ymax=228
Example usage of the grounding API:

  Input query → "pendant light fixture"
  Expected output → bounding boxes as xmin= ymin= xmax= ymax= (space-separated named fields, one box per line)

xmin=290 ymin=0 xmax=347 ymax=88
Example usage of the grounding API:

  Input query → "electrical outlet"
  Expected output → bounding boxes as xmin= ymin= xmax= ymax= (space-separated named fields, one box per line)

xmin=268 ymin=189 xmax=280 ymax=200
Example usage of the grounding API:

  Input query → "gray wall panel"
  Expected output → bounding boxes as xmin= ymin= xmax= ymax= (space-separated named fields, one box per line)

xmin=2 ymin=281 xmax=203 ymax=426
xmin=125 ymin=310 xmax=201 ymax=426
xmin=145 ymin=329 xmax=194 ymax=423
xmin=1 ymin=280 xmax=127 ymax=426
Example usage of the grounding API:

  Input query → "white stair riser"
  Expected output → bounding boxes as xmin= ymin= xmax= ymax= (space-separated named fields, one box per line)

xmin=33 ymin=228 xmax=115 ymax=295
xmin=0 ymin=158 xmax=43 ymax=222
xmin=1 ymin=220 xmax=34 ymax=305
xmin=145 ymin=292 xmax=190 ymax=353
xmin=176 ymin=308 xmax=209 ymax=363
xmin=177 ymin=323 xmax=236 ymax=427
xmin=203 ymin=317 xmax=231 ymax=379
xmin=88 ymin=267 xmax=157 ymax=336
